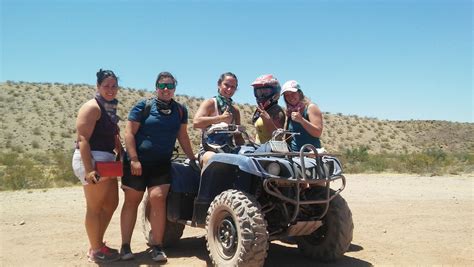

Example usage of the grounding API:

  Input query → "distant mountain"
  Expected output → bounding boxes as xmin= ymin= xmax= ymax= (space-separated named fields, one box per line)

xmin=1 ymin=81 xmax=473 ymax=155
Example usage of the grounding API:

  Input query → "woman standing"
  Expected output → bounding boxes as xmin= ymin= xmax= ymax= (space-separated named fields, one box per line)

xmin=120 ymin=72 xmax=195 ymax=262
xmin=281 ymin=80 xmax=323 ymax=151
xmin=72 ymin=69 xmax=121 ymax=263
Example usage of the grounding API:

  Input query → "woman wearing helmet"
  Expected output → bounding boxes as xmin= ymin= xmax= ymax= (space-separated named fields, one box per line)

xmin=281 ymin=80 xmax=323 ymax=151
xmin=251 ymin=74 xmax=286 ymax=144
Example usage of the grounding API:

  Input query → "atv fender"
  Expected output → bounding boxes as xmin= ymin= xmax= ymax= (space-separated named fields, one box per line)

xmin=193 ymin=153 xmax=260 ymax=225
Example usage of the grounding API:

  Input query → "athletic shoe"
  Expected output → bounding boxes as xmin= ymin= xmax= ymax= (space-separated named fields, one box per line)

xmin=120 ymin=243 xmax=134 ymax=260
xmin=150 ymin=245 xmax=168 ymax=262
xmin=103 ymin=241 xmax=119 ymax=254
xmin=88 ymin=245 xmax=120 ymax=263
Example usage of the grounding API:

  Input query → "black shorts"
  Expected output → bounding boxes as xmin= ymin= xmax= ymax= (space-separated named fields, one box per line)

xmin=121 ymin=160 xmax=171 ymax=192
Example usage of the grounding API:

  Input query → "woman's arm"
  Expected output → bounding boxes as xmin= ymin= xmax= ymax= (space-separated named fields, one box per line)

xmin=177 ymin=124 xmax=196 ymax=160
xmin=193 ymin=98 xmax=231 ymax=129
xmin=124 ymin=120 xmax=142 ymax=175
xmin=296 ymin=103 xmax=323 ymax=138
xmin=76 ymin=100 xmax=100 ymax=182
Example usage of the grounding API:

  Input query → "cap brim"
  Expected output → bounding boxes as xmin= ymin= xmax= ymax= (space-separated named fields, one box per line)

xmin=282 ymin=88 xmax=299 ymax=94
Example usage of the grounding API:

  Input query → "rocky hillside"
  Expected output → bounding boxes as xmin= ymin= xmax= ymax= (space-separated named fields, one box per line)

xmin=1 ymin=81 xmax=473 ymax=155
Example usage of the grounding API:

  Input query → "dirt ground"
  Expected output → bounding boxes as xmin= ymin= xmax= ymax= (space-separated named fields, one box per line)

xmin=0 ymin=173 xmax=472 ymax=266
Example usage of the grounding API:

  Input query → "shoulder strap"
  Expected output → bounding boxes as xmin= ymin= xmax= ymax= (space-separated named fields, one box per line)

xmin=141 ymin=98 xmax=153 ymax=121
xmin=175 ymin=101 xmax=184 ymax=121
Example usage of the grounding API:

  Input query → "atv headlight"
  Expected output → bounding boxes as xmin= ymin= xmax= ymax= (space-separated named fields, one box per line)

xmin=266 ymin=162 xmax=281 ymax=176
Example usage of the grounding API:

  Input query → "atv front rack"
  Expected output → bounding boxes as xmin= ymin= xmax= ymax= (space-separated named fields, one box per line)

xmin=262 ymin=144 xmax=346 ymax=222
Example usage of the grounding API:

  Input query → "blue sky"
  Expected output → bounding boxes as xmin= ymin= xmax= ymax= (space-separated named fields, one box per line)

xmin=1 ymin=0 xmax=472 ymax=122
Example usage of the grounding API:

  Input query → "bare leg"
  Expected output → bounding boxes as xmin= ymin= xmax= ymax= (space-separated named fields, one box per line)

xmin=120 ymin=187 xmax=145 ymax=245
xmin=83 ymin=181 xmax=117 ymax=251
xmin=98 ymin=178 xmax=119 ymax=245
xmin=200 ymin=151 xmax=215 ymax=175
xmin=148 ymin=184 xmax=170 ymax=245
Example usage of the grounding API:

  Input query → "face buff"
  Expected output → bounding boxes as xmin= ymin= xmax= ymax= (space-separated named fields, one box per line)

xmin=155 ymin=98 xmax=174 ymax=115
xmin=95 ymin=92 xmax=119 ymax=123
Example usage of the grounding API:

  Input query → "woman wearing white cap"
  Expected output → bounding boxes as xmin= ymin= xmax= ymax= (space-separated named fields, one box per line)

xmin=281 ymin=80 xmax=323 ymax=151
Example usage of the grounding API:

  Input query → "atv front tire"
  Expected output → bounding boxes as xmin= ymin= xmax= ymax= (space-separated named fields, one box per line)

xmin=296 ymin=193 xmax=353 ymax=262
xmin=206 ymin=189 xmax=268 ymax=267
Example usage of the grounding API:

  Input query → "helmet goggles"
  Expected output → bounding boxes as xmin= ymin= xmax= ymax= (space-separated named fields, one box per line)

xmin=254 ymin=86 xmax=277 ymax=98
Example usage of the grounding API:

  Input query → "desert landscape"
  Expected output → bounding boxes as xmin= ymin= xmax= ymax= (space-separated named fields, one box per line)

xmin=1 ymin=173 xmax=472 ymax=266
xmin=0 ymin=81 xmax=472 ymax=266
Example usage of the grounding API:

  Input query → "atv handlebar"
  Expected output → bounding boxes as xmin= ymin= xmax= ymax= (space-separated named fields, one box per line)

xmin=271 ymin=128 xmax=300 ymax=141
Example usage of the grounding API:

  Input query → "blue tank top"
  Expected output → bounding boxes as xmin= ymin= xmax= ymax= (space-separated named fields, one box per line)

xmin=89 ymin=99 xmax=118 ymax=153
xmin=287 ymin=107 xmax=321 ymax=151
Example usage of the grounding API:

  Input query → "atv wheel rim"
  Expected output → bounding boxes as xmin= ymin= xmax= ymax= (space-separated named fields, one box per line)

xmin=216 ymin=216 xmax=237 ymax=258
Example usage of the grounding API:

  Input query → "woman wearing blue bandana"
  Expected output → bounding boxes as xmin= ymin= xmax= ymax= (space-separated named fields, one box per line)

xmin=193 ymin=72 xmax=245 ymax=170
xmin=119 ymin=71 xmax=195 ymax=263
xmin=72 ymin=69 xmax=121 ymax=263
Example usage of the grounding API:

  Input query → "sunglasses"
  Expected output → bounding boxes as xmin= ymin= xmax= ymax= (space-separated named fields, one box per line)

xmin=254 ymin=87 xmax=274 ymax=98
xmin=156 ymin=83 xmax=176 ymax=90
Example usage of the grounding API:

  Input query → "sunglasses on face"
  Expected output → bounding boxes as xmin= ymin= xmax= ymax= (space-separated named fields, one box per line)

xmin=156 ymin=83 xmax=176 ymax=90
xmin=254 ymin=87 xmax=274 ymax=98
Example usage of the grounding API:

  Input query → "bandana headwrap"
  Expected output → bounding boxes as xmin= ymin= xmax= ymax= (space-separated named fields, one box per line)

xmin=286 ymin=102 xmax=306 ymax=118
xmin=95 ymin=92 xmax=119 ymax=124
xmin=215 ymin=94 xmax=234 ymax=115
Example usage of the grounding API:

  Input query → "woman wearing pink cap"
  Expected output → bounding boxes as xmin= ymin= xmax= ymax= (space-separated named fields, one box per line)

xmin=281 ymin=80 xmax=323 ymax=151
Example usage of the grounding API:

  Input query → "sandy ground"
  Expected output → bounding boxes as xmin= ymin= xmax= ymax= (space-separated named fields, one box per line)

xmin=0 ymin=173 xmax=472 ymax=267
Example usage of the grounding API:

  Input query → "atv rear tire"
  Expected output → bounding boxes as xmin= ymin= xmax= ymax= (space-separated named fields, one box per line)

xmin=206 ymin=189 xmax=268 ymax=267
xmin=140 ymin=195 xmax=185 ymax=247
xmin=296 ymin=193 xmax=353 ymax=262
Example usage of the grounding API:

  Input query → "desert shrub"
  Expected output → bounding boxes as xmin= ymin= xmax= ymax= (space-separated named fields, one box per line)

xmin=50 ymin=149 xmax=76 ymax=184
xmin=32 ymin=127 xmax=41 ymax=135
xmin=0 ymin=152 xmax=20 ymax=165
xmin=32 ymin=140 xmax=40 ymax=149
xmin=343 ymin=146 xmax=369 ymax=162
xmin=0 ymin=156 xmax=49 ymax=190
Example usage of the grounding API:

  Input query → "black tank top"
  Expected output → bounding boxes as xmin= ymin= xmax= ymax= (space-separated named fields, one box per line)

xmin=88 ymin=99 xmax=118 ymax=153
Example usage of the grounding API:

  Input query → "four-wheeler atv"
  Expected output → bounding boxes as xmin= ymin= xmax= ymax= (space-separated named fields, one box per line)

xmin=141 ymin=124 xmax=353 ymax=266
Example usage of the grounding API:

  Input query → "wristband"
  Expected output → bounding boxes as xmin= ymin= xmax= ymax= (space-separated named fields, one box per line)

xmin=130 ymin=156 xmax=138 ymax=162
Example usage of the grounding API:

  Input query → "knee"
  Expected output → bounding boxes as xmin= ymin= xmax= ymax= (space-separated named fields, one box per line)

xmin=149 ymin=192 xmax=166 ymax=203
xmin=123 ymin=193 xmax=143 ymax=208
xmin=86 ymin=203 xmax=103 ymax=216
xmin=202 ymin=152 xmax=215 ymax=167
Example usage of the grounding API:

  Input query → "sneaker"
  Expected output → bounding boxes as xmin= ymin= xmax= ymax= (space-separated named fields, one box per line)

xmin=89 ymin=245 xmax=120 ymax=263
xmin=150 ymin=245 xmax=168 ymax=262
xmin=120 ymin=243 xmax=134 ymax=260
xmin=103 ymin=241 xmax=119 ymax=254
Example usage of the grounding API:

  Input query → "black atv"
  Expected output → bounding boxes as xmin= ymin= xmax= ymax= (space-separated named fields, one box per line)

xmin=141 ymin=124 xmax=353 ymax=267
